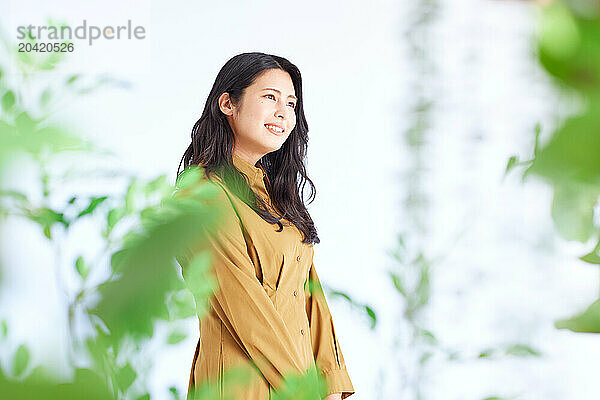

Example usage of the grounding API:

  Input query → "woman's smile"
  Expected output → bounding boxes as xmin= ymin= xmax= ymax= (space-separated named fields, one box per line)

xmin=264 ymin=123 xmax=285 ymax=136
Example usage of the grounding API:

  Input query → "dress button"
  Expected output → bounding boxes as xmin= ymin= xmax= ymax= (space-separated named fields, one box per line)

xmin=300 ymin=329 xmax=304 ymax=335
xmin=293 ymin=290 xmax=297 ymax=297
xmin=296 ymin=255 xmax=301 ymax=262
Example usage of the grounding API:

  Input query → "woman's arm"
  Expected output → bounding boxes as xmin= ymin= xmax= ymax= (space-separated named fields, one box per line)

xmin=305 ymin=261 xmax=355 ymax=399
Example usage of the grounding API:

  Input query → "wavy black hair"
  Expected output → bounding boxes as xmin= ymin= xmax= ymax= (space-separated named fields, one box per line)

xmin=176 ymin=52 xmax=319 ymax=245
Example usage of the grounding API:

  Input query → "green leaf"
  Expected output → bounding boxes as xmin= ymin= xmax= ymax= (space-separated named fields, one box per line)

xmin=555 ymin=298 xmax=600 ymax=333
xmin=0 ymin=189 xmax=28 ymax=202
xmin=75 ymin=256 xmax=90 ymax=280
xmin=175 ymin=166 xmax=203 ymax=191
xmin=184 ymin=252 xmax=217 ymax=318
xmin=116 ymin=363 xmax=137 ymax=392
xmin=24 ymin=207 xmax=68 ymax=239
xmin=365 ymin=305 xmax=376 ymax=329
xmin=0 ymin=364 xmax=113 ymax=398
xmin=478 ymin=348 xmax=495 ymax=358
xmin=107 ymin=206 xmax=127 ymax=230
xmin=417 ymin=328 xmax=437 ymax=344
xmin=110 ymin=249 xmax=128 ymax=273
xmin=15 ymin=111 xmax=36 ymax=134
xmin=2 ymin=90 xmax=16 ymax=110
xmin=539 ymin=1 xmax=580 ymax=61
xmin=271 ymin=366 xmax=325 ymax=400
xmin=1 ymin=320 xmax=7 ymax=338
xmin=140 ymin=206 xmax=166 ymax=233
xmin=90 ymin=184 xmax=220 ymax=344
xmin=125 ymin=177 xmax=141 ymax=213
xmin=167 ymin=290 xmax=197 ymax=320
xmin=329 ymin=290 xmax=351 ymax=302
xmin=504 ymin=344 xmax=541 ymax=357
xmin=419 ymin=351 xmax=432 ymax=365
xmin=580 ymin=251 xmax=600 ymax=264
xmin=527 ymin=108 xmax=600 ymax=186
xmin=387 ymin=235 xmax=407 ymax=263
xmin=505 ymin=155 xmax=518 ymax=175
xmin=10 ymin=121 xmax=93 ymax=156
xmin=77 ymin=196 xmax=108 ymax=218
xmin=169 ymin=386 xmax=179 ymax=400
xmin=390 ymin=272 xmax=407 ymax=297
xmin=415 ymin=265 xmax=431 ymax=308
xmin=135 ymin=394 xmax=150 ymax=400
xmin=92 ymin=244 xmax=181 ymax=342
xmin=166 ymin=331 xmax=187 ymax=345
xmin=39 ymin=51 xmax=65 ymax=70
xmin=66 ymin=74 xmax=80 ymax=85
xmin=145 ymin=174 xmax=169 ymax=196
xmin=12 ymin=344 xmax=30 ymax=377
xmin=580 ymin=239 xmax=600 ymax=264
xmin=550 ymin=183 xmax=598 ymax=243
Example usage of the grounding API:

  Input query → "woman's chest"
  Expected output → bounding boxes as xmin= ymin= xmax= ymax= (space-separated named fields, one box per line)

xmin=230 ymin=196 xmax=313 ymax=301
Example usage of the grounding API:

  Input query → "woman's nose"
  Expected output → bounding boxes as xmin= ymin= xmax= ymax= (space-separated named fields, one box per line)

xmin=275 ymin=104 xmax=291 ymax=119
xmin=275 ymin=109 xmax=286 ymax=120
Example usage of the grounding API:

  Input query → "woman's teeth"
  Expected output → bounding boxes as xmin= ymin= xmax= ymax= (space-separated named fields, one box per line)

xmin=265 ymin=124 xmax=284 ymax=134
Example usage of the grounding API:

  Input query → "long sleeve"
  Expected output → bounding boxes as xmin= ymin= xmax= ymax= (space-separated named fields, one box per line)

xmin=305 ymin=260 xmax=355 ymax=399
xmin=176 ymin=179 xmax=310 ymax=391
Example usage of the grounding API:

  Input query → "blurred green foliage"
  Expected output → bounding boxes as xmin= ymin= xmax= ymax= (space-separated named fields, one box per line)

xmin=0 ymin=18 xmax=329 ymax=400
xmin=387 ymin=233 xmax=540 ymax=400
xmin=507 ymin=0 xmax=600 ymax=333
xmin=394 ymin=2 xmax=543 ymax=399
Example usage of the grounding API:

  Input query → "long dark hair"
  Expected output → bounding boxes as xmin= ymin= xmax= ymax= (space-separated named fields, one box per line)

xmin=176 ymin=52 xmax=319 ymax=245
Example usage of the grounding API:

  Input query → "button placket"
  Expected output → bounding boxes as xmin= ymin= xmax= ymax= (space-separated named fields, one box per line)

xmin=294 ymin=254 xmax=301 ymax=300
xmin=294 ymin=251 xmax=305 ymax=336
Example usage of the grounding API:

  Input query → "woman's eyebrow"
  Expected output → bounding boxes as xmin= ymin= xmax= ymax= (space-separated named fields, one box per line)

xmin=263 ymin=87 xmax=297 ymax=101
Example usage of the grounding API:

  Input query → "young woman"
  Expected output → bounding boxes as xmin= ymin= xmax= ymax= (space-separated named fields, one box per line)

xmin=175 ymin=52 xmax=355 ymax=400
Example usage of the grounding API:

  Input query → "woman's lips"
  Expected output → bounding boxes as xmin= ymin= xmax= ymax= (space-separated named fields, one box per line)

xmin=265 ymin=124 xmax=285 ymax=136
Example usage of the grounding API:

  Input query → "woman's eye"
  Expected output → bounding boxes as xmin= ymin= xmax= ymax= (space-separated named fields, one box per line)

xmin=265 ymin=94 xmax=295 ymax=109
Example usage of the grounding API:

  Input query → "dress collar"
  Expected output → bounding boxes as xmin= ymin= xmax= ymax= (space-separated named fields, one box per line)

xmin=232 ymin=154 xmax=286 ymax=220
xmin=232 ymin=153 xmax=266 ymax=187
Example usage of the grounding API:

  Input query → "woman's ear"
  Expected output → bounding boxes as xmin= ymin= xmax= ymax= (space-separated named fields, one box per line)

xmin=218 ymin=92 xmax=235 ymax=116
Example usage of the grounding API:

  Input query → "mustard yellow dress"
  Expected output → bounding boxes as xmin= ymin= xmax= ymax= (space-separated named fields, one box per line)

xmin=179 ymin=154 xmax=355 ymax=399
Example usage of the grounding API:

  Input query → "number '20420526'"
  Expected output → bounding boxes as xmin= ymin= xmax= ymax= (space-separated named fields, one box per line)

xmin=18 ymin=42 xmax=74 ymax=52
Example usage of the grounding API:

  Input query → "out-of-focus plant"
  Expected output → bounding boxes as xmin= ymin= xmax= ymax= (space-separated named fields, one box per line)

xmin=387 ymin=233 xmax=540 ymax=400
xmin=0 ymin=19 xmax=329 ymax=400
xmin=507 ymin=0 xmax=600 ymax=333
xmin=0 ymin=19 xmax=219 ymax=395
xmin=326 ymin=290 xmax=376 ymax=330
xmin=391 ymin=2 xmax=542 ymax=399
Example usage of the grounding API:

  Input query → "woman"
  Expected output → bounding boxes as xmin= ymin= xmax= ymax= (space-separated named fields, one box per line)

xmin=175 ymin=52 xmax=355 ymax=400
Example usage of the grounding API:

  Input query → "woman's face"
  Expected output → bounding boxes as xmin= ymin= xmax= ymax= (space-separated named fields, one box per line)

xmin=220 ymin=68 xmax=297 ymax=163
